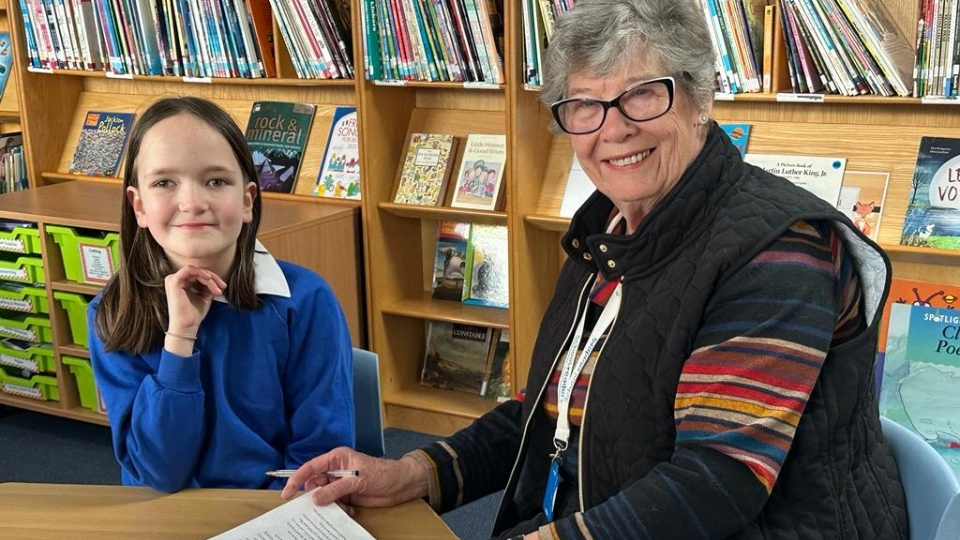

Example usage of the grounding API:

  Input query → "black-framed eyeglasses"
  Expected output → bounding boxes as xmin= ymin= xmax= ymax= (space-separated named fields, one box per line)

xmin=550 ymin=76 xmax=676 ymax=135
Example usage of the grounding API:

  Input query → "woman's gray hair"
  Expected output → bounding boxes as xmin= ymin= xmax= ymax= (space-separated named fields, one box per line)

xmin=541 ymin=0 xmax=717 ymax=120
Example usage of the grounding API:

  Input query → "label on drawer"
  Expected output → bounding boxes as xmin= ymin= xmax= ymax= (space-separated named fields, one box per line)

xmin=0 ymin=298 xmax=33 ymax=312
xmin=1 ymin=381 xmax=42 ymax=400
xmin=0 ymin=267 xmax=28 ymax=281
xmin=0 ymin=354 xmax=38 ymax=373
xmin=0 ymin=238 xmax=26 ymax=253
xmin=79 ymin=243 xmax=115 ymax=284
xmin=0 ymin=325 xmax=37 ymax=341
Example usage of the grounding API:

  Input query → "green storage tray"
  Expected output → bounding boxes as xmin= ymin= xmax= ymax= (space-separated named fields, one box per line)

xmin=0 ymin=313 xmax=51 ymax=343
xmin=0 ymin=339 xmax=54 ymax=374
xmin=0 ymin=284 xmax=49 ymax=314
xmin=0 ymin=254 xmax=44 ymax=284
xmin=0 ymin=226 xmax=41 ymax=255
xmin=0 ymin=365 xmax=59 ymax=401
xmin=46 ymin=225 xmax=120 ymax=285
xmin=53 ymin=291 xmax=91 ymax=347
xmin=62 ymin=355 xmax=106 ymax=414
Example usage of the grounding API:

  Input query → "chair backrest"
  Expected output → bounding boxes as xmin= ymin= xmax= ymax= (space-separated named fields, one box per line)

xmin=880 ymin=416 xmax=960 ymax=540
xmin=352 ymin=348 xmax=385 ymax=457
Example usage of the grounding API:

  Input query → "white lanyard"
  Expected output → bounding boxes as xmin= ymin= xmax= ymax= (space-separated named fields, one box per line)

xmin=553 ymin=282 xmax=621 ymax=449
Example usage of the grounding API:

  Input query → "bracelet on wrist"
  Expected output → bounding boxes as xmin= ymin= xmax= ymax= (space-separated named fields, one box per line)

xmin=165 ymin=331 xmax=197 ymax=341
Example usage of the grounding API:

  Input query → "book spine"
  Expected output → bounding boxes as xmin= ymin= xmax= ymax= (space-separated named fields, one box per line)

xmin=244 ymin=0 xmax=275 ymax=77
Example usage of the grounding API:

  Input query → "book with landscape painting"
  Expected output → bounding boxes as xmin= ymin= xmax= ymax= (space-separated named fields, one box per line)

xmin=314 ymin=106 xmax=361 ymax=199
xmin=68 ymin=111 xmax=135 ymax=178
xmin=450 ymin=134 xmax=507 ymax=211
xmin=392 ymin=133 xmax=459 ymax=206
xmin=421 ymin=321 xmax=497 ymax=395
xmin=431 ymin=221 xmax=471 ymax=302
xmin=899 ymin=137 xmax=960 ymax=249
xmin=244 ymin=101 xmax=316 ymax=194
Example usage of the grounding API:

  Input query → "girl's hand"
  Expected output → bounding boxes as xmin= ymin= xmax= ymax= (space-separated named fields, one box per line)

xmin=164 ymin=265 xmax=227 ymax=345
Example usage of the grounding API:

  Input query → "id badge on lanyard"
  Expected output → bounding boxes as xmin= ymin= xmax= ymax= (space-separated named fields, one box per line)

xmin=542 ymin=282 xmax=622 ymax=521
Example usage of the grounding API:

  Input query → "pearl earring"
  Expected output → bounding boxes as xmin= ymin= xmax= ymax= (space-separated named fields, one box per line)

xmin=699 ymin=113 xmax=708 ymax=124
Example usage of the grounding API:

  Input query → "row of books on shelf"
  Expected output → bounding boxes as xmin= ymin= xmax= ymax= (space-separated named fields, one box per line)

xmin=359 ymin=0 xmax=504 ymax=83
xmin=0 ymin=132 xmax=27 ymax=195
xmin=420 ymin=321 xmax=511 ymax=401
xmin=18 ymin=0 xmax=352 ymax=79
xmin=431 ymin=221 xmax=509 ymax=309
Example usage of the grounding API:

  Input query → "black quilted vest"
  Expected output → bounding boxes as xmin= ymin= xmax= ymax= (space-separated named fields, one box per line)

xmin=494 ymin=124 xmax=907 ymax=538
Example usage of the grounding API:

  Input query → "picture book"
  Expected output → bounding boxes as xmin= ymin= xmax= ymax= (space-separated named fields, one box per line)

xmin=899 ymin=137 xmax=960 ymax=250
xmin=421 ymin=321 xmax=496 ymax=395
xmin=483 ymin=329 xmax=511 ymax=402
xmin=450 ymin=134 xmax=507 ymax=211
xmin=244 ymin=101 xmax=317 ymax=194
xmin=313 ymin=107 xmax=360 ymax=199
xmin=719 ymin=123 xmax=751 ymax=156
xmin=876 ymin=278 xmax=960 ymax=394
xmin=559 ymin=156 xmax=596 ymax=218
xmin=879 ymin=302 xmax=960 ymax=479
xmin=68 ymin=111 xmax=136 ymax=178
xmin=744 ymin=154 xmax=846 ymax=205
xmin=462 ymin=224 xmax=509 ymax=309
xmin=393 ymin=133 xmax=459 ymax=206
xmin=431 ymin=221 xmax=471 ymax=302
xmin=0 ymin=32 xmax=12 ymax=100
xmin=836 ymin=170 xmax=890 ymax=242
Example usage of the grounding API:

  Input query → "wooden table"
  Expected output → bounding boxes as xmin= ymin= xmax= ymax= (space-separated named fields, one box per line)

xmin=0 ymin=483 xmax=457 ymax=539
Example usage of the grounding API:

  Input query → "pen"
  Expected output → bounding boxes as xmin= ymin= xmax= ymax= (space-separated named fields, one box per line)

xmin=265 ymin=469 xmax=360 ymax=478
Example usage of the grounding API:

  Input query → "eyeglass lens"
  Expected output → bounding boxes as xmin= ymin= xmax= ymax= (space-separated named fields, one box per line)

xmin=555 ymin=79 xmax=672 ymax=134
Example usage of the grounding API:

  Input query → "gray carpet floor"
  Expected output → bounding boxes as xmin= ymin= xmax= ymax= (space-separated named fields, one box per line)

xmin=0 ymin=405 xmax=499 ymax=539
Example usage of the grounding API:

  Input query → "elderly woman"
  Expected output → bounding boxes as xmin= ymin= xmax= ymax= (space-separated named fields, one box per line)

xmin=281 ymin=0 xmax=908 ymax=538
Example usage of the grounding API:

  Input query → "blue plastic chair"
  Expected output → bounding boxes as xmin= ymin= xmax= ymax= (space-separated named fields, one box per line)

xmin=352 ymin=348 xmax=385 ymax=457
xmin=880 ymin=416 xmax=960 ymax=539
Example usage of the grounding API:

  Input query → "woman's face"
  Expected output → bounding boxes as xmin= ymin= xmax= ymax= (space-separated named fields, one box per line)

xmin=566 ymin=57 xmax=707 ymax=229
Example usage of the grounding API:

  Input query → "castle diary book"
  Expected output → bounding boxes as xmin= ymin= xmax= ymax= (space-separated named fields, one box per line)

xmin=68 ymin=111 xmax=136 ymax=178
xmin=393 ymin=133 xmax=459 ymax=206
xmin=450 ymin=133 xmax=507 ymax=211
xmin=244 ymin=101 xmax=317 ymax=194
xmin=314 ymin=106 xmax=361 ymax=199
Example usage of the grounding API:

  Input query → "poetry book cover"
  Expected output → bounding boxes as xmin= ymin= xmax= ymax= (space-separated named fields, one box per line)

xmin=393 ymin=133 xmax=458 ymax=206
xmin=450 ymin=134 xmax=507 ymax=211
xmin=313 ymin=106 xmax=360 ymax=199
xmin=69 ymin=111 xmax=135 ymax=177
xmin=245 ymin=101 xmax=316 ymax=193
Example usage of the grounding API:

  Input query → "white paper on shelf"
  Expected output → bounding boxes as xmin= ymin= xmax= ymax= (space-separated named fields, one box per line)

xmin=559 ymin=156 xmax=596 ymax=218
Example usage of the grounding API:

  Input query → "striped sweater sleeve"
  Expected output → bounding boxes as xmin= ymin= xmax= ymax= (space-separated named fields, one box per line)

xmin=541 ymin=221 xmax=864 ymax=540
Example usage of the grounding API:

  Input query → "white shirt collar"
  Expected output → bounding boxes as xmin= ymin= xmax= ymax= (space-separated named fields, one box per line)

xmin=213 ymin=240 xmax=291 ymax=302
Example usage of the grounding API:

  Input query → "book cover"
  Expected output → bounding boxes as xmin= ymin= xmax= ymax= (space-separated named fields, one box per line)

xmin=719 ymin=123 xmax=751 ymax=156
xmin=0 ymin=32 xmax=12 ymax=100
xmin=462 ymin=223 xmax=509 ymax=308
xmin=482 ymin=328 xmax=511 ymax=401
xmin=900 ymin=137 xmax=960 ymax=249
xmin=450 ymin=133 xmax=506 ymax=211
xmin=68 ymin=111 xmax=136 ymax=178
xmin=836 ymin=170 xmax=890 ymax=241
xmin=420 ymin=321 xmax=495 ymax=394
xmin=431 ymin=220 xmax=471 ymax=302
xmin=558 ymin=156 xmax=596 ymax=218
xmin=392 ymin=133 xmax=458 ymax=206
xmin=744 ymin=153 xmax=846 ymax=205
xmin=244 ymin=101 xmax=317 ymax=194
xmin=879 ymin=302 xmax=960 ymax=478
xmin=313 ymin=106 xmax=361 ymax=199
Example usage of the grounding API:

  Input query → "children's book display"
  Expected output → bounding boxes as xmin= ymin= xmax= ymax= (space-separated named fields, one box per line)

xmin=462 ymin=224 xmax=509 ymax=309
xmin=68 ymin=111 xmax=136 ymax=177
xmin=719 ymin=123 xmax=751 ymax=156
xmin=421 ymin=321 xmax=497 ymax=395
xmin=836 ymin=170 xmax=889 ymax=241
xmin=744 ymin=154 xmax=846 ymax=205
xmin=899 ymin=137 xmax=960 ymax=250
xmin=313 ymin=107 xmax=361 ymax=199
xmin=244 ymin=101 xmax=317 ymax=194
xmin=431 ymin=221 xmax=471 ymax=302
xmin=393 ymin=133 xmax=459 ymax=206
xmin=559 ymin=156 xmax=596 ymax=218
xmin=879 ymin=301 xmax=960 ymax=479
xmin=450 ymin=134 xmax=507 ymax=211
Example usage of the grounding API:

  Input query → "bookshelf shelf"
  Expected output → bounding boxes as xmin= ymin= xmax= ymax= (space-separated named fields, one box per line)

xmin=379 ymin=202 xmax=508 ymax=226
xmin=382 ymin=292 xmax=510 ymax=329
xmin=524 ymin=214 xmax=570 ymax=233
xmin=50 ymin=280 xmax=101 ymax=296
xmin=25 ymin=68 xmax=357 ymax=88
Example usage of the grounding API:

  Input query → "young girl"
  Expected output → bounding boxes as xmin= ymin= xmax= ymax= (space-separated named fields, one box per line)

xmin=88 ymin=96 xmax=354 ymax=493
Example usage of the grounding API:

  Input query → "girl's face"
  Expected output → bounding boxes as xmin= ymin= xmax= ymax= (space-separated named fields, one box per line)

xmin=126 ymin=113 xmax=256 ymax=277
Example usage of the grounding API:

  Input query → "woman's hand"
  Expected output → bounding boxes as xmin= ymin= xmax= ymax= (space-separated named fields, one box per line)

xmin=164 ymin=265 xmax=226 ymax=353
xmin=280 ymin=447 xmax=429 ymax=512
